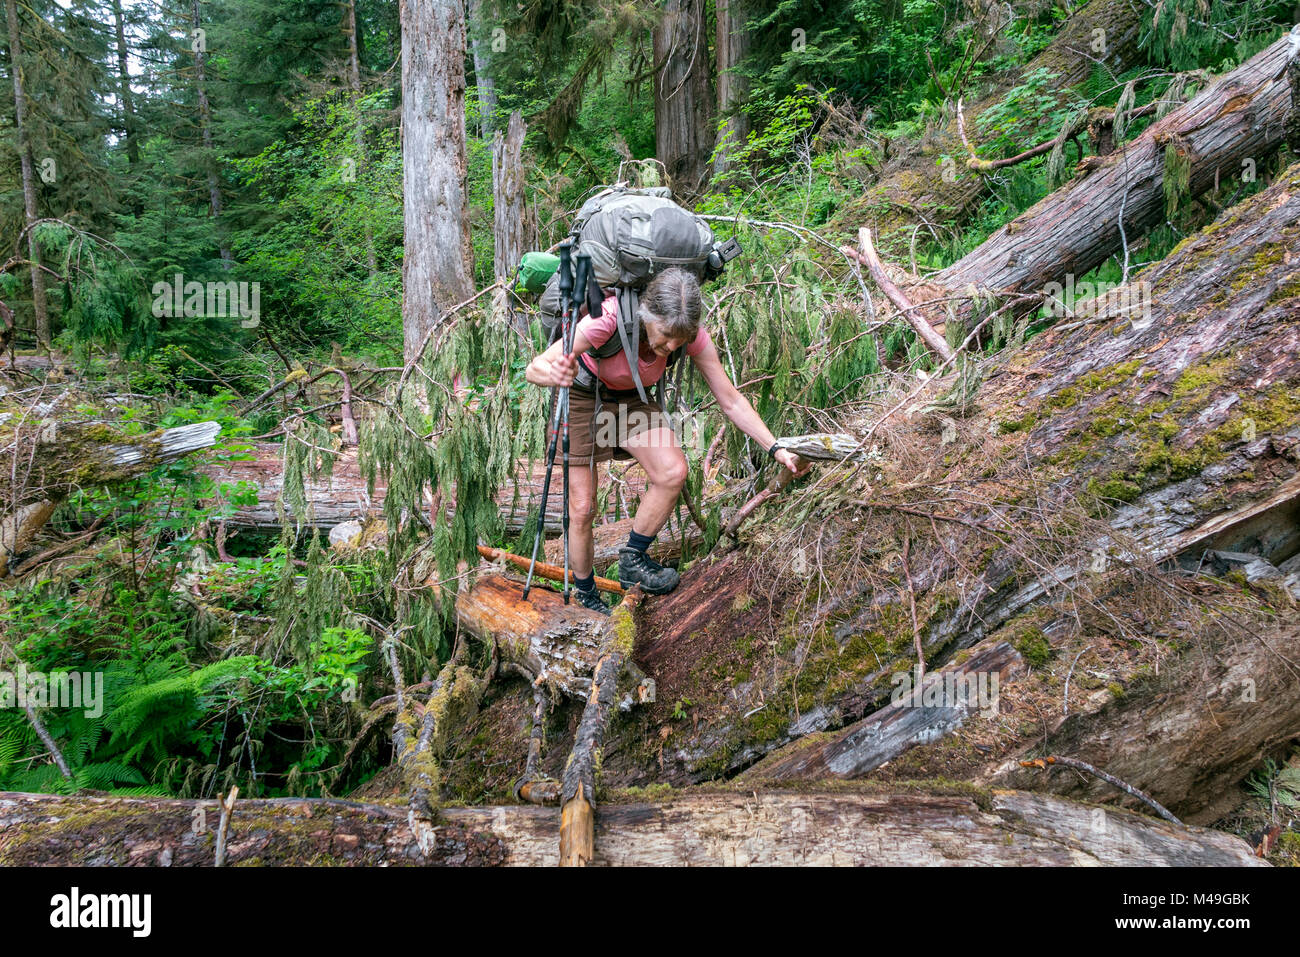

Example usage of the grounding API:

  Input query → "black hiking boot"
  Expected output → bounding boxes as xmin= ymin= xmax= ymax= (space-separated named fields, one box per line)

xmin=574 ymin=587 xmax=611 ymax=616
xmin=618 ymin=546 xmax=680 ymax=595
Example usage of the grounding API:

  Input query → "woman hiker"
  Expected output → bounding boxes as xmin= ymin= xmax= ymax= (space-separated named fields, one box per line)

xmin=525 ymin=266 xmax=809 ymax=615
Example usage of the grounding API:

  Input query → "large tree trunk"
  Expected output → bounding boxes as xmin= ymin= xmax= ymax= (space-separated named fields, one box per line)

xmin=492 ymin=110 xmax=533 ymax=332
xmin=711 ymin=0 xmax=751 ymax=179
xmin=0 ymin=787 xmax=1264 ymax=866
xmin=401 ymin=0 xmax=475 ymax=363
xmin=981 ymin=620 xmax=1300 ymax=825
xmin=926 ymin=32 xmax=1299 ymax=316
xmin=450 ymin=161 xmax=1300 ymax=804
xmin=653 ymin=0 xmax=715 ymax=198
xmin=845 ymin=0 xmax=1146 ymax=254
xmin=3 ymin=0 xmax=49 ymax=346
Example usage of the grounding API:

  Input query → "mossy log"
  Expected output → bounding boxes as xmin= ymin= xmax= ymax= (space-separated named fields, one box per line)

xmin=926 ymin=32 xmax=1299 ymax=316
xmin=980 ymin=620 xmax=1300 ymax=826
xmin=559 ymin=589 xmax=642 ymax=865
xmin=0 ymin=787 xmax=1264 ymax=866
xmin=743 ymin=639 xmax=1025 ymax=783
xmin=1 ymin=419 xmax=221 ymax=575
xmin=837 ymin=0 xmax=1146 ymax=254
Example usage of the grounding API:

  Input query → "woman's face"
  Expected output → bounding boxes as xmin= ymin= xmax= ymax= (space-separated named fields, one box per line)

xmin=643 ymin=318 xmax=690 ymax=358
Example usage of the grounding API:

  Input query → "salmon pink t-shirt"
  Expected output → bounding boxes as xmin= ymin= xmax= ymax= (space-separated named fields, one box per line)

xmin=574 ymin=294 xmax=711 ymax=392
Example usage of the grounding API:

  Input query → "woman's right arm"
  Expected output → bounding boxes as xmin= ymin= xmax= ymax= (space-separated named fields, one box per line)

xmin=525 ymin=328 xmax=596 ymax=388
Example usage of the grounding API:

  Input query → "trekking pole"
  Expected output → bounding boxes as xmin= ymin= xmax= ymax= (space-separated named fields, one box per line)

xmin=522 ymin=242 xmax=574 ymax=602
xmin=558 ymin=252 xmax=592 ymax=605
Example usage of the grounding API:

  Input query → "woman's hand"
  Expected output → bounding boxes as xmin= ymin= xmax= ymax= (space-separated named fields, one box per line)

xmin=774 ymin=448 xmax=811 ymax=476
xmin=526 ymin=349 xmax=581 ymax=388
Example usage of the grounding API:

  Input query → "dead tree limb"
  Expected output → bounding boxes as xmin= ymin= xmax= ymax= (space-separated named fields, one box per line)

xmin=558 ymin=589 xmax=642 ymax=866
xmin=845 ymin=228 xmax=955 ymax=363
xmin=1018 ymin=755 xmax=1182 ymax=825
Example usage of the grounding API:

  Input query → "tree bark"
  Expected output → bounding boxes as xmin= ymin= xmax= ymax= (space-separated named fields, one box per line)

xmin=982 ymin=620 xmax=1300 ymax=825
xmin=711 ymin=0 xmax=751 ymax=179
xmin=453 ymin=573 xmax=614 ymax=698
xmin=400 ymin=0 xmax=474 ymax=363
xmin=0 ymin=788 xmax=1264 ymax=866
xmin=653 ymin=0 xmax=715 ymax=198
xmin=492 ymin=110 xmax=533 ymax=332
xmin=3 ymin=0 xmax=49 ymax=346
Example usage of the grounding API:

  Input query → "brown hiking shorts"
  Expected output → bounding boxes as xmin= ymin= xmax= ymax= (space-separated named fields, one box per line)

xmin=566 ymin=386 xmax=675 ymax=465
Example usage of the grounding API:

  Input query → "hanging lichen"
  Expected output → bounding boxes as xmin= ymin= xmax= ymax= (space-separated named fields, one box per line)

xmin=1162 ymin=135 xmax=1193 ymax=219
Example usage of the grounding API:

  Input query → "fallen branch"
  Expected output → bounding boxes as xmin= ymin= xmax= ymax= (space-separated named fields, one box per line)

xmin=477 ymin=544 xmax=624 ymax=595
xmin=559 ymin=588 xmax=643 ymax=866
xmin=844 ymin=228 xmax=955 ymax=363
xmin=1019 ymin=755 xmax=1182 ymax=825
xmin=213 ymin=786 xmax=239 ymax=867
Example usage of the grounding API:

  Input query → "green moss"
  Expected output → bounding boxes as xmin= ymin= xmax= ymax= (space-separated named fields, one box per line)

xmin=1227 ymin=241 xmax=1296 ymax=293
xmin=1013 ymin=627 xmax=1052 ymax=667
xmin=1169 ymin=354 xmax=1235 ymax=400
xmin=998 ymin=413 xmax=1038 ymax=434
xmin=1086 ymin=476 xmax=1141 ymax=504
xmin=610 ymin=602 xmax=637 ymax=657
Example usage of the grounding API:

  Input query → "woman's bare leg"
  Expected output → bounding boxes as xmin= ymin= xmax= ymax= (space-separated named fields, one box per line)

xmin=623 ymin=427 xmax=687 ymax=537
xmin=566 ymin=463 xmax=596 ymax=578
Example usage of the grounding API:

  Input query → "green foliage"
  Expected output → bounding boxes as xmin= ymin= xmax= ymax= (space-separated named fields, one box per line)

xmin=1138 ymin=1 xmax=1293 ymax=72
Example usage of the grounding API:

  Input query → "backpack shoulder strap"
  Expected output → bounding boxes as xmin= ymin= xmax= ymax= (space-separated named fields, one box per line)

xmin=614 ymin=286 xmax=650 ymax=404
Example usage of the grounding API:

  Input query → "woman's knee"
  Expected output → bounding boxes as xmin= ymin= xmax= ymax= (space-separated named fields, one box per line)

xmin=656 ymin=454 xmax=688 ymax=490
xmin=569 ymin=490 xmax=597 ymax=527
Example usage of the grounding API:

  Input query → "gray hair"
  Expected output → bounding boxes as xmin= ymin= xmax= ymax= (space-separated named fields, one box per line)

xmin=637 ymin=267 xmax=703 ymax=341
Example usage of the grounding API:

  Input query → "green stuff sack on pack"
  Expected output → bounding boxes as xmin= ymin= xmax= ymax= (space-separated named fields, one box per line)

xmin=517 ymin=251 xmax=560 ymax=294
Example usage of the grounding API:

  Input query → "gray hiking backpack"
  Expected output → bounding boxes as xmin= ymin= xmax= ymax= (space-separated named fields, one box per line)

xmin=538 ymin=185 xmax=741 ymax=405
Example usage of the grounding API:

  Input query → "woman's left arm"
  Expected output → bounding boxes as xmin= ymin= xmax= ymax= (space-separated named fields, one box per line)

xmin=691 ymin=337 xmax=809 ymax=475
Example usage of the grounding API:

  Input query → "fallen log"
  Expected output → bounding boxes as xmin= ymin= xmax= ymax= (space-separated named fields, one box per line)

xmin=0 ymin=787 xmax=1264 ymax=866
xmin=559 ymin=587 xmax=639 ymax=863
xmin=840 ymin=0 xmax=1146 ymax=252
xmin=928 ymin=31 xmax=1300 ymax=318
xmin=744 ymin=639 xmax=1025 ymax=783
xmin=454 ymin=573 xmax=614 ymax=698
xmin=559 ymin=589 xmax=642 ymax=866
xmin=1 ymin=417 xmax=221 ymax=575
xmin=204 ymin=446 xmax=651 ymax=533
xmin=980 ymin=620 xmax=1300 ymax=826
